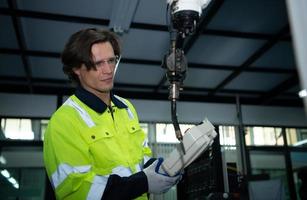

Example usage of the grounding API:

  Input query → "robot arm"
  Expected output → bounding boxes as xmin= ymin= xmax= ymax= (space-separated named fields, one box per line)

xmin=167 ymin=0 xmax=212 ymax=37
xmin=168 ymin=0 xmax=212 ymax=12
xmin=163 ymin=0 xmax=213 ymax=147
xmin=162 ymin=0 xmax=217 ymax=172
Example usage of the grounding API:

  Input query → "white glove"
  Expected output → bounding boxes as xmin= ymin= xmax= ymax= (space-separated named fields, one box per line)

xmin=143 ymin=157 xmax=181 ymax=194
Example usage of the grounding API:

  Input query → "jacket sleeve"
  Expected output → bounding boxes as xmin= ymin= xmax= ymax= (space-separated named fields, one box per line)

xmin=101 ymin=172 xmax=148 ymax=200
xmin=101 ymin=158 xmax=157 ymax=199
xmin=44 ymin=108 xmax=150 ymax=199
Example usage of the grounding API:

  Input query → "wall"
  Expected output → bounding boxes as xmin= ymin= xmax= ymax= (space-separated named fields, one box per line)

xmin=0 ymin=92 xmax=306 ymax=169
xmin=0 ymin=93 xmax=306 ymax=126
xmin=0 ymin=93 xmax=57 ymax=118
xmin=131 ymin=99 xmax=307 ymax=127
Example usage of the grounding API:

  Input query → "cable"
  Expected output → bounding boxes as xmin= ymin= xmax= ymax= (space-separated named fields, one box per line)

xmin=171 ymin=99 xmax=185 ymax=154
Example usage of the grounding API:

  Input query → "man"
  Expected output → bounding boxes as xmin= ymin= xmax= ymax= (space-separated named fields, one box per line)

xmin=43 ymin=28 xmax=181 ymax=200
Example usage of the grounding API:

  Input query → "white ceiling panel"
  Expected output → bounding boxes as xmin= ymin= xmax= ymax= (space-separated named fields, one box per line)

xmin=224 ymin=72 xmax=290 ymax=91
xmin=17 ymin=0 xmax=112 ymax=19
xmin=0 ymin=54 xmax=25 ymax=77
xmin=121 ymin=29 xmax=169 ymax=60
xmin=29 ymin=56 xmax=65 ymax=80
xmin=184 ymin=68 xmax=231 ymax=88
xmin=115 ymin=63 xmax=164 ymax=85
xmin=21 ymin=18 xmax=108 ymax=52
xmin=187 ymin=35 xmax=266 ymax=66
xmin=207 ymin=0 xmax=288 ymax=34
xmin=251 ymin=41 xmax=295 ymax=69
xmin=0 ymin=16 xmax=19 ymax=48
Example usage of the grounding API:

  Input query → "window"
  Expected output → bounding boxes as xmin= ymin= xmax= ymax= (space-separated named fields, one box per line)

xmin=286 ymin=128 xmax=307 ymax=147
xmin=290 ymin=152 xmax=307 ymax=199
xmin=0 ymin=118 xmax=49 ymax=141
xmin=245 ymin=126 xmax=284 ymax=146
xmin=1 ymin=119 xmax=34 ymax=140
xmin=156 ymin=123 xmax=193 ymax=143
xmin=139 ymin=123 xmax=149 ymax=135
xmin=249 ymin=151 xmax=289 ymax=199
xmin=219 ymin=126 xmax=236 ymax=146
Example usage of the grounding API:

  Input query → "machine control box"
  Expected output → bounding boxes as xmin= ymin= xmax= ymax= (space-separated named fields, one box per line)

xmin=162 ymin=119 xmax=217 ymax=176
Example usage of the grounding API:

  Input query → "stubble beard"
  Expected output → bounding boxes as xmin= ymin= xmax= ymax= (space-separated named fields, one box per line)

xmin=96 ymin=84 xmax=113 ymax=94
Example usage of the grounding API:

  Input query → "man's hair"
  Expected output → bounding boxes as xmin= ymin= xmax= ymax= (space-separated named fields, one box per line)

xmin=61 ymin=28 xmax=121 ymax=83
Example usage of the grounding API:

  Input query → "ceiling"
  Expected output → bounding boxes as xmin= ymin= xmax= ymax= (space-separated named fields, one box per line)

xmin=0 ymin=0 xmax=303 ymax=107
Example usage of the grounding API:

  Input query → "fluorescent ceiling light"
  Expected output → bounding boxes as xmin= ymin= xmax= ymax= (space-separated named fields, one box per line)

xmin=1 ymin=169 xmax=20 ymax=189
xmin=1 ymin=169 xmax=10 ymax=178
xmin=298 ymin=89 xmax=307 ymax=98
xmin=0 ymin=155 xmax=7 ymax=164
xmin=8 ymin=177 xmax=17 ymax=185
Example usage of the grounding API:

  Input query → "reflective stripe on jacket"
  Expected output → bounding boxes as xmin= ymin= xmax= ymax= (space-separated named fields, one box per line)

xmin=43 ymin=95 xmax=152 ymax=199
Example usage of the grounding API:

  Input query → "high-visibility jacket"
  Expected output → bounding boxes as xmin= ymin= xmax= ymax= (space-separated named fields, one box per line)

xmin=43 ymin=91 xmax=152 ymax=200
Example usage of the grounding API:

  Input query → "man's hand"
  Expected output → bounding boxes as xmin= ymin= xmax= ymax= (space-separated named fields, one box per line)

xmin=143 ymin=157 xmax=181 ymax=194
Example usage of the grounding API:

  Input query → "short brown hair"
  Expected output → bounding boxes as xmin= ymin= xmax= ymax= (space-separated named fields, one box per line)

xmin=62 ymin=28 xmax=121 ymax=83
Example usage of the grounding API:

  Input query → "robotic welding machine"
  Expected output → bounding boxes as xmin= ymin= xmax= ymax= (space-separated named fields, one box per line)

xmin=161 ymin=0 xmax=218 ymax=176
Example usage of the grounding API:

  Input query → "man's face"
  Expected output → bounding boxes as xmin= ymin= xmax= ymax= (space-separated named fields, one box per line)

xmin=73 ymin=42 xmax=117 ymax=95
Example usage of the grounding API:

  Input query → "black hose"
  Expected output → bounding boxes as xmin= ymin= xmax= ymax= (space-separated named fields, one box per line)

xmin=171 ymin=99 xmax=185 ymax=154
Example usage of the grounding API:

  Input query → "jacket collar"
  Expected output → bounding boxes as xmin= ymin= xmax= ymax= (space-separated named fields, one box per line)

xmin=75 ymin=86 xmax=127 ymax=114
